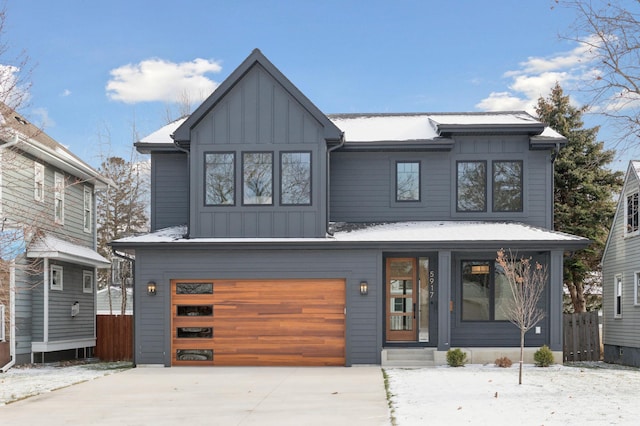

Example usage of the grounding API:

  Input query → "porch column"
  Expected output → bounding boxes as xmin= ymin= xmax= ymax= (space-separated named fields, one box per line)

xmin=548 ymin=249 xmax=564 ymax=351
xmin=437 ymin=251 xmax=451 ymax=351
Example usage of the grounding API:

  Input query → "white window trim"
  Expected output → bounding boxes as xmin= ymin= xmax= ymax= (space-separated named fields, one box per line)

xmin=34 ymin=162 xmax=45 ymax=202
xmin=50 ymin=265 xmax=63 ymax=291
xmin=635 ymin=271 xmax=640 ymax=306
xmin=83 ymin=186 xmax=92 ymax=233
xmin=83 ymin=270 xmax=93 ymax=294
xmin=615 ymin=274 xmax=623 ymax=318
xmin=54 ymin=172 xmax=65 ymax=225
xmin=624 ymin=192 xmax=639 ymax=237
xmin=0 ymin=304 xmax=5 ymax=341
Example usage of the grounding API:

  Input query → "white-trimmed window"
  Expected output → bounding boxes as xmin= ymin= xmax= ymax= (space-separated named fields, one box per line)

xmin=83 ymin=186 xmax=92 ymax=233
xmin=50 ymin=265 xmax=63 ymax=291
xmin=54 ymin=172 xmax=65 ymax=225
xmin=0 ymin=304 xmax=5 ymax=341
xmin=83 ymin=271 xmax=93 ymax=294
xmin=34 ymin=163 xmax=45 ymax=202
xmin=635 ymin=271 xmax=640 ymax=306
xmin=615 ymin=274 xmax=623 ymax=318
xmin=626 ymin=192 xmax=639 ymax=235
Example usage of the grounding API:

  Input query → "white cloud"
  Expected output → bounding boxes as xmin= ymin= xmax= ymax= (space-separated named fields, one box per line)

xmin=61 ymin=89 xmax=71 ymax=97
xmin=476 ymin=38 xmax=599 ymax=114
xmin=0 ymin=64 xmax=30 ymax=108
xmin=106 ymin=58 xmax=222 ymax=104
xmin=30 ymin=107 xmax=55 ymax=129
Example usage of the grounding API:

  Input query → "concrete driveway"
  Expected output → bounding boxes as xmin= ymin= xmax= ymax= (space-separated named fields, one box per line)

xmin=0 ymin=366 xmax=390 ymax=425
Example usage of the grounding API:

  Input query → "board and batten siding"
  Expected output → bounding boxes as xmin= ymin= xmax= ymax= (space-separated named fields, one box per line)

xmin=188 ymin=64 xmax=328 ymax=238
xmin=330 ymin=135 xmax=552 ymax=228
xmin=133 ymin=248 xmax=381 ymax=366
xmin=602 ymin=171 xmax=640 ymax=348
xmin=151 ymin=152 xmax=189 ymax=231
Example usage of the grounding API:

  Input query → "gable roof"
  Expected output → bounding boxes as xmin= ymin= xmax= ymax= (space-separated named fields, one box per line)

xmin=0 ymin=104 xmax=112 ymax=188
xmin=27 ymin=233 xmax=110 ymax=268
xmin=172 ymin=49 xmax=343 ymax=146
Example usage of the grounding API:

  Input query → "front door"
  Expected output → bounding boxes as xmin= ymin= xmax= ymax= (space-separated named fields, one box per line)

xmin=386 ymin=258 xmax=417 ymax=341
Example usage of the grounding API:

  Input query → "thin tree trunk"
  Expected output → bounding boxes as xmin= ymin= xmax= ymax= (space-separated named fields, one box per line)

xmin=519 ymin=329 xmax=525 ymax=385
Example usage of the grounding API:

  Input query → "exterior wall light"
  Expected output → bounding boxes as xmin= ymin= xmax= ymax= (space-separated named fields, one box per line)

xmin=360 ymin=281 xmax=368 ymax=296
xmin=147 ymin=281 xmax=157 ymax=295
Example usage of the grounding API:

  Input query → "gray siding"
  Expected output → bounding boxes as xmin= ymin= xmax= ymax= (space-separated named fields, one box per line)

xmin=189 ymin=65 xmax=328 ymax=238
xmin=330 ymin=135 xmax=552 ymax=228
xmin=134 ymin=248 xmax=382 ymax=366
xmin=151 ymin=153 xmax=189 ymax=231
xmin=602 ymin=170 xmax=640 ymax=350
xmin=14 ymin=257 xmax=33 ymax=358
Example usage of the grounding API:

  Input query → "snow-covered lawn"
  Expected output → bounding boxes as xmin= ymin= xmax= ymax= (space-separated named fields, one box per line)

xmin=0 ymin=361 xmax=132 ymax=405
xmin=385 ymin=362 xmax=640 ymax=425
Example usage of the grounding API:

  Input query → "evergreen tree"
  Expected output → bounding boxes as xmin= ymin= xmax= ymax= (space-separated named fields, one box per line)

xmin=536 ymin=83 xmax=623 ymax=313
xmin=96 ymin=156 xmax=148 ymax=313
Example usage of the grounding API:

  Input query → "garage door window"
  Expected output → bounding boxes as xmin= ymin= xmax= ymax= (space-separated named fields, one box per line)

xmin=176 ymin=283 xmax=213 ymax=294
xmin=177 ymin=327 xmax=213 ymax=338
xmin=176 ymin=349 xmax=213 ymax=362
xmin=176 ymin=305 xmax=213 ymax=316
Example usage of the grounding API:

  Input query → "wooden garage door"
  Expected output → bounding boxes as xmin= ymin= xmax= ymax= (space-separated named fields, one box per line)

xmin=171 ymin=279 xmax=345 ymax=366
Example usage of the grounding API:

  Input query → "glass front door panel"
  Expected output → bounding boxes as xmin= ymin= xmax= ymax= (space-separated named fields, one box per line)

xmin=386 ymin=258 xmax=417 ymax=341
xmin=419 ymin=258 xmax=430 ymax=342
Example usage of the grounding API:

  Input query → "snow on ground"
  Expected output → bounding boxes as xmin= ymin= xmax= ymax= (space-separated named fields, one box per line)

xmin=0 ymin=362 xmax=131 ymax=405
xmin=386 ymin=362 xmax=640 ymax=425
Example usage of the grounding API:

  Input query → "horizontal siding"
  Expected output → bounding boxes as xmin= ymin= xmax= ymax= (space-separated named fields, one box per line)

xmin=134 ymin=248 xmax=381 ymax=366
xmin=602 ymin=171 xmax=640 ymax=348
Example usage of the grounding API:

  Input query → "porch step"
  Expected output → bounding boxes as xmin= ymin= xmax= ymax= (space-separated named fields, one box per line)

xmin=381 ymin=348 xmax=436 ymax=367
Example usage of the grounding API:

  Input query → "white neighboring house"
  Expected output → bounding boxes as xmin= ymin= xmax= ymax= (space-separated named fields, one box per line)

xmin=602 ymin=160 xmax=640 ymax=367
xmin=0 ymin=105 xmax=111 ymax=371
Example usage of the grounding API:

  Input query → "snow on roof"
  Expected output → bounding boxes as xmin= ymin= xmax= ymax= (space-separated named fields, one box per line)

xmin=427 ymin=112 xmax=539 ymax=126
xmin=138 ymin=117 xmax=187 ymax=144
xmin=329 ymin=114 xmax=438 ymax=141
xmin=113 ymin=221 xmax=587 ymax=245
xmin=27 ymin=234 xmax=110 ymax=267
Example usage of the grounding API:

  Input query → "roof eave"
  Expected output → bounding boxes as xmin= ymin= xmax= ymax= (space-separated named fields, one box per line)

xmin=338 ymin=138 xmax=455 ymax=152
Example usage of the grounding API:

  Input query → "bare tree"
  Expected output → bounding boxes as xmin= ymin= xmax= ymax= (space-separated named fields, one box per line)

xmin=559 ymin=0 xmax=640 ymax=150
xmin=496 ymin=249 xmax=548 ymax=385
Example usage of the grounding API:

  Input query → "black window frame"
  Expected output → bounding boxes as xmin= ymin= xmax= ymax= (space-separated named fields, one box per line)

xmin=395 ymin=160 xmax=421 ymax=202
xmin=492 ymin=160 xmax=523 ymax=212
xmin=242 ymin=151 xmax=274 ymax=206
xmin=456 ymin=160 xmax=487 ymax=212
xmin=460 ymin=260 xmax=515 ymax=322
xmin=280 ymin=151 xmax=312 ymax=206
xmin=204 ymin=152 xmax=236 ymax=206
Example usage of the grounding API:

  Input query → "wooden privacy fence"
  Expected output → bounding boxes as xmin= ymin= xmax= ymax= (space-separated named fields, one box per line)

xmin=95 ymin=315 xmax=133 ymax=362
xmin=563 ymin=311 xmax=601 ymax=362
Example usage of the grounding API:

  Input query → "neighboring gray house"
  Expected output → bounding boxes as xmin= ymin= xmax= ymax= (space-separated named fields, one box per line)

xmin=0 ymin=105 xmax=110 ymax=370
xmin=601 ymin=161 xmax=640 ymax=367
xmin=112 ymin=49 xmax=589 ymax=367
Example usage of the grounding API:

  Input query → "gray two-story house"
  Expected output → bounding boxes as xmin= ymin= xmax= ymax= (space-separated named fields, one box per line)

xmin=112 ymin=49 xmax=589 ymax=367
xmin=1 ymin=105 xmax=110 ymax=370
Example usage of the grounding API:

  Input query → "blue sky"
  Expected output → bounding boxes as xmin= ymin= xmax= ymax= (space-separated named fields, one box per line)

xmin=3 ymin=0 xmax=632 ymax=170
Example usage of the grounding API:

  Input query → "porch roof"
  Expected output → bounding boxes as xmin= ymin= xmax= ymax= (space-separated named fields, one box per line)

xmin=111 ymin=221 xmax=589 ymax=250
xmin=27 ymin=234 xmax=111 ymax=268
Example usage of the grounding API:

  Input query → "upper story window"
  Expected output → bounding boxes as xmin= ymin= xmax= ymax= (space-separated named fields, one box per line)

xmin=50 ymin=265 xmax=63 ymax=291
xmin=243 ymin=152 xmax=273 ymax=205
xmin=493 ymin=161 xmax=523 ymax=212
xmin=83 ymin=186 xmax=92 ymax=233
xmin=457 ymin=161 xmax=486 ymax=212
xmin=54 ymin=172 xmax=65 ymax=225
xmin=396 ymin=161 xmax=420 ymax=202
xmin=205 ymin=152 xmax=235 ymax=206
xmin=34 ymin=163 xmax=44 ymax=202
xmin=281 ymin=152 xmax=311 ymax=205
xmin=635 ymin=271 xmax=640 ymax=306
xmin=626 ymin=192 xmax=639 ymax=235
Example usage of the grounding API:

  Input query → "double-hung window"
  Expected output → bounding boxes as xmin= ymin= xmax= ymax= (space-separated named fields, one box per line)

xmin=83 ymin=186 xmax=92 ymax=232
xmin=457 ymin=160 xmax=523 ymax=213
xmin=83 ymin=271 xmax=94 ymax=294
xmin=626 ymin=193 xmax=639 ymax=235
xmin=615 ymin=275 xmax=623 ymax=318
xmin=281 ymin=152 xmax=311 ymax=205
xmin=54 ymin=172 xmax=64 ymax=224
xmin=205 ymin=153 xmax=235 ymax=206
xmin=396 ymin=161 xmax=420 ymax=202
xmin=243 ymin=152 xmax=273 ymax=205
xmin=635 ymin=272 xmax=640 ymax=306
xmin=50 ymin=265 xmax=63 ymax=291
xmin=34 ymin=163 xmax=44 ymax=202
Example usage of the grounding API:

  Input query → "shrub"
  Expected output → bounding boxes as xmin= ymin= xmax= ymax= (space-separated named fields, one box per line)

xmin=534 ymin=345 xmax=554 ymax=367
xmin=446 ymin=348 xmax=467 ymax=367
xmin=495 ymin=356 xmax=513 ymax=368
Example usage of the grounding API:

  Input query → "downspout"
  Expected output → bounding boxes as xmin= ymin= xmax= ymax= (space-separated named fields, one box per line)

xmin=173 ymin=141 xmax=191 ymax=239
xmin=0 ymin=260 xmax=16 ymax=372
xmin=326 ymin=133 xmax=345 ymax=236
